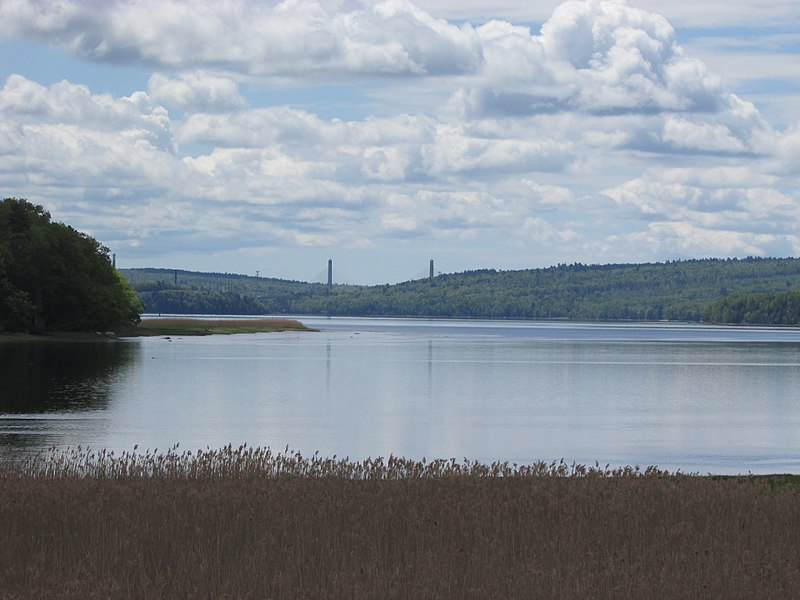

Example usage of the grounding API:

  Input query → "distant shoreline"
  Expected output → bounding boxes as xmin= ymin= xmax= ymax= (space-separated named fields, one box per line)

xmin=0 ymin=317 xmax=316 ymax=341
xmin=0 ymin=331 xmax=120 ymax=343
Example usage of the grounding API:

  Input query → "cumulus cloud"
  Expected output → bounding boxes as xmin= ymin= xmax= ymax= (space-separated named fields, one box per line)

xmin=0 ymin=75 xmax=177 ymax=188
xmin=148 ymin=72 xmax=245 ymax=113
xmin=455 ymin=0 xmax=727 ymax=119
xmin=0 ymin=80 xmax=182 ymax=244
xmin=603 ymin=168 xmax=800 ymax=261
xmin=618 ymin=221 xmax=800 ymax=260
xmin=0 ymin=75 xmax=170 ymax=143
xmin=0 ymin=0 xmax=778 ymax=148
xmin=178 ymin=108 xmax=328 ymax=148
xmin=0 ymin=0 xmax=483 ymax=76
xmin=422 ymin=123 xmax=572 ymax=175
xmin=0 ymin=0 xmax=798 ymax=280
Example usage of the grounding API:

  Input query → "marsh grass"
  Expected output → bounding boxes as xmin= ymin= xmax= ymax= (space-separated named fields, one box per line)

xmin=2 ymin=446 xmax=800 ymax=599
xmin=126 ymin=317 xmax=314 ymax=336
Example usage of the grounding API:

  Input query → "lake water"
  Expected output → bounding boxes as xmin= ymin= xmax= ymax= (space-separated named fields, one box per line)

xmin=2 ymin=317 xmax=800 ymax=474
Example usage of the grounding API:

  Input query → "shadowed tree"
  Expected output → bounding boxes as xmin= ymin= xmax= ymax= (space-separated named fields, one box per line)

xmin=0 ymin=198 xmax=143 ymax=333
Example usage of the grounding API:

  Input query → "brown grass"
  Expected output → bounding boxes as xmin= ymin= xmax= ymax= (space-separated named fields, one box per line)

xmin=127 ymin=317 xmax=314 ymax=336
xmin=2 ymin=446 xmax=799 ymax=599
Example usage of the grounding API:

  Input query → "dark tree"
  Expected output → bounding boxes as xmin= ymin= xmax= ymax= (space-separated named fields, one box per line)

xmin=0 ymin=198 xmax=144 ymax=333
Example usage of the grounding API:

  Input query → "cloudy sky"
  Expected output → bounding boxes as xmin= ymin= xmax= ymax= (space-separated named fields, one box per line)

xmin=1 ymin=0 xmax=798 ymax=284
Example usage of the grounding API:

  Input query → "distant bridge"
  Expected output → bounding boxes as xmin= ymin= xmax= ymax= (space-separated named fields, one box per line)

xmin=307 ymin=259 xmax=438 ymax=286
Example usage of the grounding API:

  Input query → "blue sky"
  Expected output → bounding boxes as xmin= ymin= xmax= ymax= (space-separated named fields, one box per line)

xmin=1 ymin=0 xmax=798 ymax=284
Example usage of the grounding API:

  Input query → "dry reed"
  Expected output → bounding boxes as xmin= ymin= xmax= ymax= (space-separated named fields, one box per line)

xmin=2 ymin=445 xmax=799 ymax=599
xmin=131 ymin=317 xmax=312 ymax=335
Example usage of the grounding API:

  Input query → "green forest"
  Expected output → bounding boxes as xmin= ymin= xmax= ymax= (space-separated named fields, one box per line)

xmin=705 ymin=290 xmax=800 ymax=325
xmin=0 ymin=198 xmax=143 ymax=333
xmin=3 ymin=192 xmax=798 ymax=329
xmin=121 ymin=257 xmax=800 ymax=325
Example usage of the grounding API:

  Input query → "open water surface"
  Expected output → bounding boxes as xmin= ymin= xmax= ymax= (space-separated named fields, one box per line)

xmin=2 ymin=317 xmax=800 ymax=474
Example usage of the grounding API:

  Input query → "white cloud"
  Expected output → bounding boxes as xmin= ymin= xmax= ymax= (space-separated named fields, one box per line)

xmin=423 ymin=123 xmax=572 ymax=175
xmin=659 ymin=117 xmax=749 ymax=155
xmin=619 ymin=222 xmax=800 ymax=259
xmin=0 ymin=75 xmax=177 ymax=194
xmin=456 ymin=0 xmax=732 ymax=119
xmin=603 ymin=169 xmax=800 ymax=242
xmin=148 ymin=72 xmax=244 ymax=113
xmin=0 ymin=0 xmax=483 ymax=77
xmin=773 ymin=125 xmax=800 ymax=174
xmin=361 ymin=146 xmax=410 ymax=181
xmin=521 ymin=180 xmax=576 ymax=207
xmin=0 ymin=75 xmax=170 ymax=141
xmin=421 ymin=0 xmax=800 ymax=29
xmin=1 ymin=0 xmax=799 ymax=281
xmin=521 ymin=215 xmax=579 ymax=244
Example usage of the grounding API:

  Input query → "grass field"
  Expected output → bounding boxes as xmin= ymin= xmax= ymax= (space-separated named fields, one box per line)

xmin=2 ymin=446 xmax=800 ymax=599
xmin=124 ymin=317 xmax=315 ymax=336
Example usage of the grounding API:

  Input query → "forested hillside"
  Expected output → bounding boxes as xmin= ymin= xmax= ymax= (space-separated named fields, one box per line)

xmin=705 ymin=291 xmax=800 ymax=325
xmin=121 ymin=268 xmax=335 ymax=315
xmin=121 ymin=258 xmax=800 ymax=323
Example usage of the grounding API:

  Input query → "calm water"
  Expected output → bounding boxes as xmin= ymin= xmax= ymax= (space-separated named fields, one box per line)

xmin=2 ymin=317 xmax=800 ymax=474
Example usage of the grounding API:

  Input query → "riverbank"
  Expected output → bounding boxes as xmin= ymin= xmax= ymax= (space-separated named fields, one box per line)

xmin=0 ymin=317 xmax=315 ymax=341
xmin=2 ymin=447 xmax=799 ymax=599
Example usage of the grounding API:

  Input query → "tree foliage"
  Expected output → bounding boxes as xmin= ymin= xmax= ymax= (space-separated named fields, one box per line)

xmin=0 ymin=198 xmax=144 ymax=333
xmin=705 ymin=291 xmax=800 ymax=325
xmin=140 ymin=290 xmax=268 ymax=315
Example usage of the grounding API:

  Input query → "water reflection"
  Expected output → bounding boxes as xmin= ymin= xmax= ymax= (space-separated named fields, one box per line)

xmin=326 ymin=340 xmax=331 ymax=399
xmin=2 ymin=320 xmax=800 ymax=473
xmin=0 ymin=340 xmax=138 ymax=413
xmin=0 ymin=339 xmax=140 ymax=458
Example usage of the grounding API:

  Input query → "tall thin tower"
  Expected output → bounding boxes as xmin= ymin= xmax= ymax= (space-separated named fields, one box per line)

xmin=327 ymin=259 xmax=333 ymax=294
xmin=429 ymin=259 xmax=434 ymax=281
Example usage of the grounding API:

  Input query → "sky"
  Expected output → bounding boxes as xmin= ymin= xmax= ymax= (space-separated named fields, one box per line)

xmin=1 ymin=0 xmax=798 ymax=284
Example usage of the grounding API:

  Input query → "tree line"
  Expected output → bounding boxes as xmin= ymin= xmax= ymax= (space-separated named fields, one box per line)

xmin=121 ymin=257 xmax=800 ymax=324
xmin=7 ymin=194 xmax=795 ymax=331
xmin=705 ymin=291 xmax=800 ymax=325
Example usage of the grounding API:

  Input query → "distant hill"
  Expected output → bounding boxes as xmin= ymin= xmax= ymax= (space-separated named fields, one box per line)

xmin=120 ymin=257 xmax=800 ymax=323
xmin=120 ymin=268 xmax=333 ymax=315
